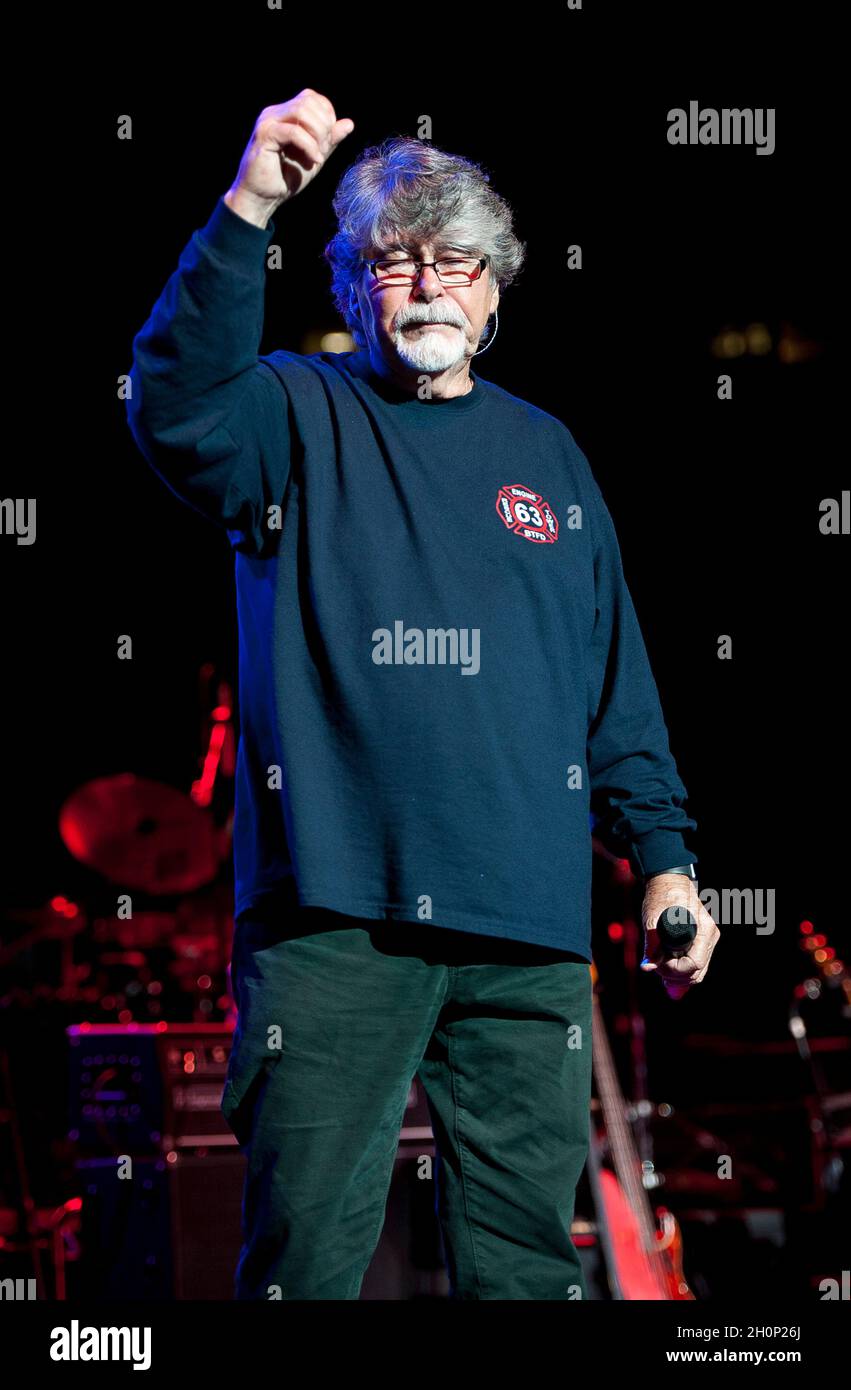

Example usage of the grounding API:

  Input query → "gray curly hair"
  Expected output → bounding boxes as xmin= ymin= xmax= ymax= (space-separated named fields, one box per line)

xmin=323 ymin=135 xmax=527 ymax=350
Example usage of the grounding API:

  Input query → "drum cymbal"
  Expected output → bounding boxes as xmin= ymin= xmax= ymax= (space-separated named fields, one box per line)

xmin=59 ymin=773 xmax=220 ymax=894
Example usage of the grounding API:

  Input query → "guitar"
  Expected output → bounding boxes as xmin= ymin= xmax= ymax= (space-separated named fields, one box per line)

xmin=588 ymin=961 xmax=694 ymax=1299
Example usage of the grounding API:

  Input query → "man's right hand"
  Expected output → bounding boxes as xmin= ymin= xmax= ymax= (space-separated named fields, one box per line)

xmin=225 ymin=88 xmax=355 ymax=226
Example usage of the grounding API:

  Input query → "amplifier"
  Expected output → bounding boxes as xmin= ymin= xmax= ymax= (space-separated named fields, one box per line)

xmin=67 ymin=1066 xmax=449 ymax=1299
xmin=65 ymin=1026 xmax=596 ymax=1298
xmin=70 ymin=1150 xmax=245 ymax=1300
xmin=67 ymin=1023 xmax=236 ymax=1154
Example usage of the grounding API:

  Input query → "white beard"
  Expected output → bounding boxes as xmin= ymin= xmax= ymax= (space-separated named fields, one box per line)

xmin=392 ymin=322 xmax=467 ymax=372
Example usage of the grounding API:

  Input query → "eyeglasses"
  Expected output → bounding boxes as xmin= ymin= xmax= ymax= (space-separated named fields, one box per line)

xmin=362 ymin=255 xmax=489 ymax=286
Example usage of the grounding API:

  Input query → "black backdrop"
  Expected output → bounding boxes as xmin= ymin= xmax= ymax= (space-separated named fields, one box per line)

xmin=3 ymin=2 xmax=845 ymax=1212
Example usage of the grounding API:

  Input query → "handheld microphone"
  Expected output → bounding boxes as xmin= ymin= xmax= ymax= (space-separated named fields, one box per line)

xmin=655 ymin=907 xmax=697 ymax=958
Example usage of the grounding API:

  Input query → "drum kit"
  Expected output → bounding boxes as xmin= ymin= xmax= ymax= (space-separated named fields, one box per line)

xmin=1 ymin=665 xmax=238 ymax=1027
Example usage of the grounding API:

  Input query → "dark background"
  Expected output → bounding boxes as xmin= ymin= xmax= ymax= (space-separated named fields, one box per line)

xmin=2 ymin=0 xmax=846 ymax=1292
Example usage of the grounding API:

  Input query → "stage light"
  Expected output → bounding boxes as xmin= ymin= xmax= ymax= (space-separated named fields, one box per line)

xmin=319 ymin=329 xmax=354 ymax=352
xmin=745 ymin=322 xmax=772 ymax=355
xmin=711 ymin=328 xmax=747 ymax=358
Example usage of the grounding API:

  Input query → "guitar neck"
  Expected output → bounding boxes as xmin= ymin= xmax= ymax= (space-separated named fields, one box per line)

xmin=591 ymin=990 xmax=667 ymax=1277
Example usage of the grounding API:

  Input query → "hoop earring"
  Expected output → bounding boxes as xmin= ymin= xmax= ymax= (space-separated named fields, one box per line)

xmin=472 ymin=306 xmax=499 ymax=357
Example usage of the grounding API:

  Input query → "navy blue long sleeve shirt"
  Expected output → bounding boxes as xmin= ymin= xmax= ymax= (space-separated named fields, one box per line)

xmin=125 ymin=195 xmax=697 ymax=959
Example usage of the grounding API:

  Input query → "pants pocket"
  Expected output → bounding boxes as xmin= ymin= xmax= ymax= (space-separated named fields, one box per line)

xmin=221 ymin=1039 xmax=279 ymax=1150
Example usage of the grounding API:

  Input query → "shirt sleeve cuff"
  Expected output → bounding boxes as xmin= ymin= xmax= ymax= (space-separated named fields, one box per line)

xmin=197 ymin=195 xmax=279 ymax=257
xmin=628 ymin=830 xmax=697 ymax=879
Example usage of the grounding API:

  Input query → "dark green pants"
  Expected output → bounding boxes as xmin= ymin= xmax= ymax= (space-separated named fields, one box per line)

xmin=222 ymin=896 xmax=592 ymax=1300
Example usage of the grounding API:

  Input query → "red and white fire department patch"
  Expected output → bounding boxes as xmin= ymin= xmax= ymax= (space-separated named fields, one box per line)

xmin=495 ymin=483 xmax=559 ymax=544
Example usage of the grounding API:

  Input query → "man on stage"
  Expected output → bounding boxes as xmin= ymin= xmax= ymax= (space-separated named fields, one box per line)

xmin=126 ymin=88 xmax=719 ymax=1299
